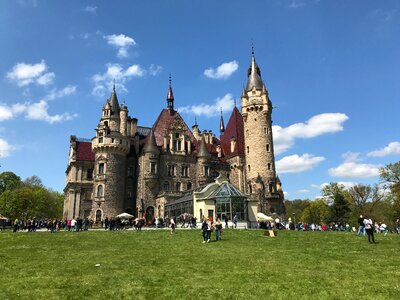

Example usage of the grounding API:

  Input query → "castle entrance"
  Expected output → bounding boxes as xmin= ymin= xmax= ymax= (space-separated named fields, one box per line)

xmin=146 ymin=206 xmax=154 ymax=224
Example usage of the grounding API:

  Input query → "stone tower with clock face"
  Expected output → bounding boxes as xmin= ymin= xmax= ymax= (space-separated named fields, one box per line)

xmin=241 ymin=49 xmax=285 ymax=214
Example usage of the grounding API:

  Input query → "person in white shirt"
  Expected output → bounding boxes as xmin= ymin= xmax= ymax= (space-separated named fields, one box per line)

xmin=363 ymin=216 xmax=376 ymax=243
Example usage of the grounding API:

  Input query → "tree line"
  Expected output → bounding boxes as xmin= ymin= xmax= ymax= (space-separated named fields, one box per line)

xmin=285 ymin=161 xmax=400 ymax=229
xmin=0 ymin=172 xmax=63 ymax=221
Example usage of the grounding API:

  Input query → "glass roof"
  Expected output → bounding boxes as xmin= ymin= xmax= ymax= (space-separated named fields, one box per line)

xmin=209 ymin=182 xmax=246 ymax=198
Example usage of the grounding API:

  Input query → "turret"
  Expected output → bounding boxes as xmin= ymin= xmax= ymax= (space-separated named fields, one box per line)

xmin=167 ymin=75 xmax=174 ymax=111
xmin=196 ymin=135 xmax=211 ymax=185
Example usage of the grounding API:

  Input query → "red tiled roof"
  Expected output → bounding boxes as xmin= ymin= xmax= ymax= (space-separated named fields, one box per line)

xmin=220 ymin=107 xmax=245 ymax=157
xmin=152 ymin=109 xmax=197 ymax=146
xmin=76 ymin=141 xmax=95 ymax=162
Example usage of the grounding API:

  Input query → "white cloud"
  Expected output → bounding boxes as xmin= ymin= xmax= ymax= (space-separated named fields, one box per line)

xmin=367 ymin=141 xmax=400 ymax=157
xmin=329 ymin=152 xmax=382 ymax=179
xmin=0 ymin=86 xmax=77 ymax=124
xmin=204 ymin=61 xmax=239 ymax=79
xmin=0 ymin=138 xmax=14 ymax=158
xmin=320 ymin=182 xmax=357 ymax=190
xmin=92 ymin=63 xmax=159 ymax=97
xmin=276 ymin=153 xmax=325 ymax=174
xmin=273 ymin=113 xmax=349 ymax=154
xmin=84 ymin=6 xmax=97 ymax=13
xmin=104 ymin=34 xmax=136 ymax=58
xmin=7 ymin=60 xmax=55 ymax=87
xmin=149 ymin=64 xmax=163 ymax=76
xmin=297 ymin=189 xmax=310 ymax=194
xmin=289 ymin=0 xmax=305 ymax=9
xmin=178 ymin=94 xmax=235 ymax=117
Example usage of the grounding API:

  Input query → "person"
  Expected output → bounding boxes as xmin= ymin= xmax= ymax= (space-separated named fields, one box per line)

xmin=396 ymin=219 xmax=400 ymax=234
xmin=206 ymin=218 xmax=212 ymax=242
xmin=363 ymin=216 xmax=376 ymax=244
xmin=201 ymin=218 xmax=208 ymax=243
xmin=357 ymin=215 xmax=366 ymax=236
xmin=379 ymin=221 xmax=388 ymax=236
xmin=170 ymin=217 xmax=175 ymax=234
xmin=233 ymin=214 xmax=238 ymax=229
xmin=215 ymin=218 xmax=223 ymax=241
xmin=224 ymin=215 xmax=229 ymax=229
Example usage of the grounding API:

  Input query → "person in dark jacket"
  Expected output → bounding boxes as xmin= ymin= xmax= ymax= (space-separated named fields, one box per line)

xmin=357 ymin=215 xmax=365 ymax=236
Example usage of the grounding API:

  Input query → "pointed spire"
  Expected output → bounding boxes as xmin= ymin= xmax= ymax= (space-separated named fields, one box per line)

xmin=143 ymin=129 xmax=159 ymax=154
xmin=167 ymin=73 xmax=174 ymax=110
xmin=246 ymin=45 xmax=264 ymax=91
xmin=108 ymin=83 xmax=120 ymax=116
xmin=219 ymin=108 xmax=225 ymax=134
xmin=197 ymin=135 xmax=210 ymax=158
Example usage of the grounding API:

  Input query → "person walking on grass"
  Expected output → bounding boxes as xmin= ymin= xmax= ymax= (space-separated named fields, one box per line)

xmin=206 ymin=218 xmax=212 ymax=242
xmin=215 ymin=218 xmax=223 ymax=241
xmin=201 ymin=218 xmax=208 ymax=243
xmin=363 ymin=215 xmax=376 ymax=244
xmin=357 ymin=215 xmax=366 ymax=236
xmin=170 ymin=216 xmax=175 ymax=234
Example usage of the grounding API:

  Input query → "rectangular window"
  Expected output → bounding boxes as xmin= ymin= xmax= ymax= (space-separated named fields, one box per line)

xmin=99 ymin=163 xmax=104 ymax=174
xmin=204 ymin=166 xmax=209 ymax=176
xmin=128 ymin=167 xmax=134 ymax=177
xmin=150 ymin=162 xmax=157 ymax=174
xmin=87 ymin=169 xmax=93 ymax=179
xmin=168 ymin=165 xmax=175 ymax=177
xmin=99 ymin=137 xmax=103 ymax=143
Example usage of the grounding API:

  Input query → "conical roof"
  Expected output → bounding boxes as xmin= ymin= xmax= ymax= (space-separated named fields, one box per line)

xmin=219 ymin=109 xmax=225 ymax=133
xmin=246 ymin=49 xmax=264 ymax=91
xmin=197 ymin=135 xmax=211 ymax=158
xmin=108 ymin=84 xmax=120 ymax=116
xmin=143 ymin=129 xmax=159 ymax=154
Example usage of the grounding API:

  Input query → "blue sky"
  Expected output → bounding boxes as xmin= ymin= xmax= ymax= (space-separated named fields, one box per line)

xmin=0 ymin=0 xmax=399 ymax=200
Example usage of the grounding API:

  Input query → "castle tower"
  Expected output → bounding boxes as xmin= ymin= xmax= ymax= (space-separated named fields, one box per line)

xmin=196 ymin=135 xmax=211 ymax=186
xmin=91 ymin=86 xmax=130 ymax=220
xmin=241 ymin=48 xmax=285 ymax=214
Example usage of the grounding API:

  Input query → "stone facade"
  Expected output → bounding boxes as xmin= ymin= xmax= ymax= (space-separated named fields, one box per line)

xmin=63 ymin=52 xmax=285 ymax=222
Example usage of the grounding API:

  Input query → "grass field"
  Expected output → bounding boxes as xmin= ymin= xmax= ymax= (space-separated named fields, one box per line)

xmin=0 ymin=228 xmax=399 ymax=300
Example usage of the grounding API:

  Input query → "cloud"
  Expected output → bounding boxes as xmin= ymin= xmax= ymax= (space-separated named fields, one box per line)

xmin=328 ymin=153 xmax=381 ymax=178
xmin=296 ymin=189 xmax=310 ymax=194
xmin=289 ymin=0 xmax=305 ymax=9
xmin=7 ymin=60 xmax=55 ymax=87
xmin=204 ymin=61 xmax=238 ymax=79
xmin=320 ymin=182 xmax=357 ymax=190
xmin=0 ymin=85 xmax=77 ymax=124
xmin=273 ymin=113 xmax=349 ymax=154
xmin=92 ymin=63 xmax=160 ymax=97
xmin=0 ymin=138 xmax=14 ymax=158
xmin=276 ymin=153 xmax=325 ymax=173
xmin=178 ymin=94 xmax=235 ymax=117
xmin=104 ymin=34 xmax=136 ymax=58
xmin=367 ymin=141 xmax=400 ymax=157
xmin=84 ymin=6 xmax=97 ymax=14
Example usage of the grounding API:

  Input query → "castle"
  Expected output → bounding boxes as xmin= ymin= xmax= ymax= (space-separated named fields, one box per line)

xmin=63 ymin=51 xmax=285 ymax=223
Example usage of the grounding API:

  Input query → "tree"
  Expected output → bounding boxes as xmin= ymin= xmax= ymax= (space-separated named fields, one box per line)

xmin=284 ymin=199 xmax=311 ymax=223
xmin=0 ymin=185 xmax=63 ymax=220
xmin=380 ymin=161 xmax=400 ymax=221
xmin=321 ymin=183 xmax=351 ymax=224
xmin=300 ymin=199 xmax=329 ymax=225
xmin=24 ymin=175 xmax=44 ymax=188
xmin=347 ymin=184 xmax=385 ymax=215
xmin=0 ymin=172 xmax=22 ymax=194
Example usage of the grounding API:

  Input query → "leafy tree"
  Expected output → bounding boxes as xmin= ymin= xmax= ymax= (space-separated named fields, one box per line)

xmin=380 ymin=161 xmax=400 ymax=221
xmin=322 ymin=183 xmax=351 ymax=224
xmin=0 ymin=172 xmax=22 ymax=194
xmin=300 ymin=199 xmax=329 ymax=225
xmin=24 ymin=175 xmax=44 ymax=188
xmin=0 ymin=185 xmax=63 ymax=220
xmin=347 ymin=184 xmax=385 ymax=215
xmin=284 ymin=199 xmax=311 ymax=223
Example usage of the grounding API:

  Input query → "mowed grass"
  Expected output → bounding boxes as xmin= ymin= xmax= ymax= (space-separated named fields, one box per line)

xmin=0 ymin=229 xmax=399 ymax=300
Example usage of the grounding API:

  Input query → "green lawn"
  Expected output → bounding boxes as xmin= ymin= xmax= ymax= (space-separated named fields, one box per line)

xmin=0 ymin=229 xmax=399 ymax=299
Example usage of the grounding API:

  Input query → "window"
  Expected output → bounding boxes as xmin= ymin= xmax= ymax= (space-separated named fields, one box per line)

xmin=187 ymin=182 xmax=192 ymax=190
xmin=269 ymin=182 xmax=273 ymax=193
xmin=97 ymin=185 xmax=104 ymax=197
xmin=247 ymin=146 xmax=249 ymax=154
xmin=99 ymin=137 xmax=103 ymax=143
xmin=163 ymin=181 xmax=170 ymax=191
xmin=87 ymin=169 xmax=93 ymax=179
xmin=249 ymin=184 xmax=252 ymax=194
xmin=167 ymin=165 xmax=175 ymax=177
xmin=268 ymin=163 xmax=271 ymax=170
xmin=175 ymin=182 xmax=181 ymax=192
xmin=150 ymin=162 xmax=157 ymax=174
xmin=128 ymin=167 xmax=134 ymax=177
xmin=248 ymin=165 xmax=251 ymax=172
xmin=266 ymin=144 xmax=270 ymax=152
xmin=204 ymin=166 xmax=209 ymax=176
xmin=98 ymin=163 xmax=104 ymax=174
xmin=104 ymin=121 xmax=108 ymax=127
xmin=181 ymin=165 xmax=189 ymax=177
xmin=111 ymin=138 xmax=114 ymax=143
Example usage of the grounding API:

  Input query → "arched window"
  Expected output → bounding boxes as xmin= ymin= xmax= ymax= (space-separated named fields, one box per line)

xmin=97 ymin=185 xmax=103 ymax=197
xmin=249 ymin=184 xmax=253 ymax=194
xmin=175 ymin=182 xmax=181 ymax=192
xmin=268 ymin=163 xmax=271 ymax=170
xmin=96 ymin=210 xmax=102 ymax=222
xmin=266 ymin=144 xmax=270 ymax=152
